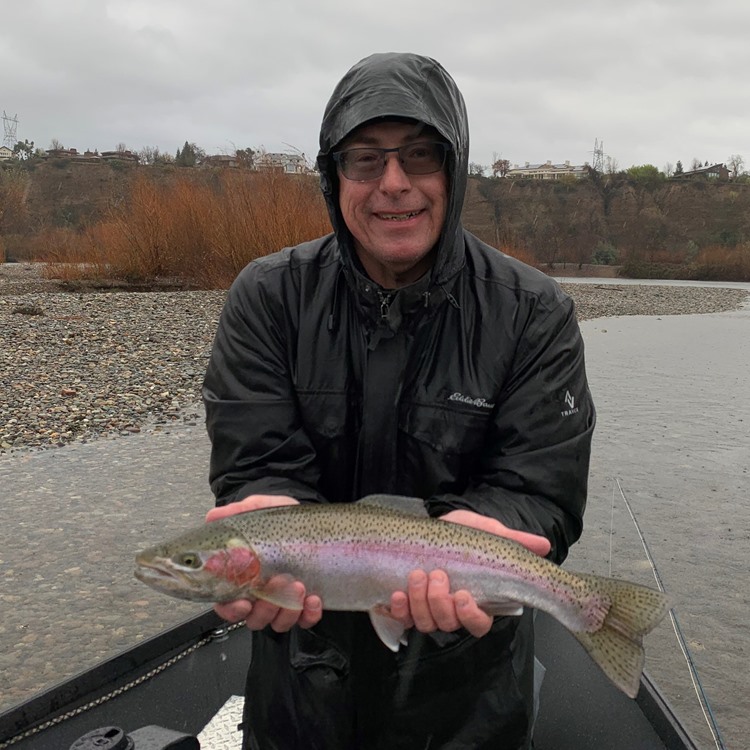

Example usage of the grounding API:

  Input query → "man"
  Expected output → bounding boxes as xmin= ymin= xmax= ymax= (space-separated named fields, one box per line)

xmin=203 ymin=52 xmax=595 ymax=750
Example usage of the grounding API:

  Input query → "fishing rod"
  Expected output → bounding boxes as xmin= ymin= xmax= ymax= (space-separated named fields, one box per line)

xmin=610 ymin=478 xmax=728 ymax=750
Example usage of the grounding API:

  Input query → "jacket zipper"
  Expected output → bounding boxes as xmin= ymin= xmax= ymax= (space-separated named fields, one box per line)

xmin=378 ymin=291 xmax=392 ymax=320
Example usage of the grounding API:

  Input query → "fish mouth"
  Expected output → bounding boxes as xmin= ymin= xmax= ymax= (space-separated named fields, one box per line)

xmin=134 ymin=563 xmax=179 ymax=586
xmin=134 ymin=557 xmax=188 ymax=587
xmin=134 ymin=564 xmax=215 ymax=602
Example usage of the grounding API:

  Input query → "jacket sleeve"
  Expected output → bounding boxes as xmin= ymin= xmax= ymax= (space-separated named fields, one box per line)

xmin=202 ymin=262 xmax=327 ymax=506
xmin=426 ymin=295 xmax=595 ymax=564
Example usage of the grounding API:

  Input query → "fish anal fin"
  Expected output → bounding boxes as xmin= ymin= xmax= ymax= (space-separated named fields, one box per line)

xmin=369 ymin=605 xmax=407 ymax=652
xmin=482 ymin=600 xmax=525 ymax=617
xmin=254 ymin=574 xmax=305 ymax=610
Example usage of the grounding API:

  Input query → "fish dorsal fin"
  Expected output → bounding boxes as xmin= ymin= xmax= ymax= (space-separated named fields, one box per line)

xmin=357 ymin=494 xmax=429 ymax=518
xmin=369 ymin=606 xmax=408 ymax=652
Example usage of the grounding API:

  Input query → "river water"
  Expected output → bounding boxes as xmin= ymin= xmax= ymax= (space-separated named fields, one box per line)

xmin=567 ymin=301 xmax=749 ymax=749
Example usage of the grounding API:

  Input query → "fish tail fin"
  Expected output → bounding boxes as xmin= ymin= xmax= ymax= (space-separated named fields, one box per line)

xmin=572 ymin=575 xmax=671 ymax=698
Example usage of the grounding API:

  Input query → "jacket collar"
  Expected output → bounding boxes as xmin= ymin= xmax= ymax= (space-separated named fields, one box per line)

xmin=340 ymin=247 xmax=461 ymax=332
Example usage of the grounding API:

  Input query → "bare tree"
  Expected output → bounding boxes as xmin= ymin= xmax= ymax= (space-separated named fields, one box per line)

xmin=663 ymin=162 xmax=674 ymax=178
xmin=138 ymin=146 xmax=160 ymax=165
xmin=691 ymin=157 xmax=702 ymax=171
xmin=727 ymin=154 xmax=745 ymax=179
xmin=49 ymin=138 xmax=64 ymax=150
xmin=491 ymin=154 xmax=510 ymax=178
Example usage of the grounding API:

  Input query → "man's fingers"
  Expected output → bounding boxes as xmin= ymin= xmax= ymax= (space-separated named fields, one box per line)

xmin=206 ymin=495 xmax=299 ymax=523
xmin=506 ymin=529 xmax=551 ymax=557
xmin=213 ymin=577 xmax=308 ymax=632
xmin=240 ymin=598 xmax=283 ymax=630
xmin=454 ymin=590 xmax=493 ymax=638
xmin=297 ymin=595 xmax=324 ymax=629
xmin=214 ymin=600 xmax=253 ymax=623
xmin=426 ymin=570 xmax=461 ymax=632
xmin=440 ymin=510 xmax=552 ymax=557
xmin=406 ymin=569 xmax=436 ymax=632
xmin=389 ymin=591 xmax=414 ymax=628
xmin=391 ymin=572 xmax=494 ymax=639
xmin=256 ymin=578 xmax=305 ymax=631
xmin=271 ymin=603 xmax=307 ymax=632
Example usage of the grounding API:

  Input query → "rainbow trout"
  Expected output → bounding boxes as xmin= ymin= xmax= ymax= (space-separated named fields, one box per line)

xmin=134 ymin=496 xmax=669 ymax=698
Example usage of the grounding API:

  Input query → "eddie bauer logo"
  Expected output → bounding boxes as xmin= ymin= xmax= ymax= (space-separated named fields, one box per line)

xmin=448 ymin=392 xmax=496 ymax=409
xmin=561 ymin=390 xmax=579 ymax=417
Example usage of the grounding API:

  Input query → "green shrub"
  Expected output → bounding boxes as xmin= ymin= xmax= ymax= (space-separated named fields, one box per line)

xmin=591 ymin=242 xmax=618 ymax=265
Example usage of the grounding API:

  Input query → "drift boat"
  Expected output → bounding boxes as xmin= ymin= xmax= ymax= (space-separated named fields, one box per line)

xmin=0 ymin=609 xmax=699 ymax=750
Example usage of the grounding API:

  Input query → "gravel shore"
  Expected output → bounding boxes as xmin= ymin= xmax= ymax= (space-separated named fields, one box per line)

xmin=2 ymin=263 xmax=748 ymax=454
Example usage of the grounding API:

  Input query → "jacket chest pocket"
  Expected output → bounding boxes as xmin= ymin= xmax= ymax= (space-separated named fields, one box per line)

xmin=400 ymin=404 xmax=490 ymax=453
xmin=399 ymin=404 xmax=491 ymax=495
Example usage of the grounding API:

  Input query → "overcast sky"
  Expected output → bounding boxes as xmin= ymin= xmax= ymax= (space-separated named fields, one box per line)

xmin=2 ymin=0 xmax=749 ymax=172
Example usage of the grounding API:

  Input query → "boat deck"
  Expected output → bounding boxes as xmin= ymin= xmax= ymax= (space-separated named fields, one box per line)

xmin=0 ymin=611 xmax=699 ymax=750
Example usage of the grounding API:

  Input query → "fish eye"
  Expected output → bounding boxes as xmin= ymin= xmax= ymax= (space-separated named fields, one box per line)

xmin=174 ymin=552 xmax=202 ymax=569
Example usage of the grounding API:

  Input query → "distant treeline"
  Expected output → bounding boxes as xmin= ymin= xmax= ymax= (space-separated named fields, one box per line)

xmin=1 ymin=161 xmax=749 ymax=283
xmin=468 ymin=174 xmax=750 ymax=280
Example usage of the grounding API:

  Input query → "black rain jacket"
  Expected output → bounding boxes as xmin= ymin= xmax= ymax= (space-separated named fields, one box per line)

xmin=202 ymin=52 xmax=595 ymax=750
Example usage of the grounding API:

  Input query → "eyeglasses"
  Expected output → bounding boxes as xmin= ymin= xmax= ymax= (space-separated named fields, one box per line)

xmin=332 ymin=141 xmax=451 ymax=181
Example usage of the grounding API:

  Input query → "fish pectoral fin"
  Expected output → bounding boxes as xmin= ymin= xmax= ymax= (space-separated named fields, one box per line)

xmin=482 ymin=599 xmax=525 ymax=617
xmin=253 ymin=574 xmax=305 ymax=611
xmin=369 ymin=606 xmax=408 ymax=652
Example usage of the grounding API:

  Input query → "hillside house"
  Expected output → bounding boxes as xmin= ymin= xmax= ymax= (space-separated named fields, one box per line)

xmin=506 ymin=160 xmax=588 ymax=180
xmin=44 ymin=148 xmax=79 ymax=158
xmin=100 ymin=150 xmax=139 ymax=163
xmin=255 ymin=152 xmax=307 ymax=174
xmin=203 ymin=154 xmax=240 ymax=168
xmin=0 ymin=145 xmax=13 ymax=160
xmin=674 ymin=163 xmax=729 ymax=181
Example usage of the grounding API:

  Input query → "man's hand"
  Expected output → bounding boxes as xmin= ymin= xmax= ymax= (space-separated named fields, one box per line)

xmin=205 ymin=494 xmax=300 ymax=522
xmin=440 ymin=509 xmax=551 ymax=557
xmin=389 ymin=509 xmax=551 ymax=639
xmin=205 ymin=495 xmax=323 ymax=633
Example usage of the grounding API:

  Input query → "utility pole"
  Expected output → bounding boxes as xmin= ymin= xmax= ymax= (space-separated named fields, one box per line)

xmin=591 ymin=138 xmax=604 ymax=173
xmin=2 ymin=111 xmax=19 ymax=148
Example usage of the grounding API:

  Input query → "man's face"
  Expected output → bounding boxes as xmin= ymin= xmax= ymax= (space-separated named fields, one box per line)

xmin=336 ymin=121 xmax=448 ymax=288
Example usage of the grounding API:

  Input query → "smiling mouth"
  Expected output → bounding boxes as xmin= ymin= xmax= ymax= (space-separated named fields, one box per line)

xmin=376 ymin=210 xmax=423 ymax=221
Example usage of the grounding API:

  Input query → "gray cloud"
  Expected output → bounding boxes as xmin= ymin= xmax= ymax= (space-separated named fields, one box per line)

xmin=2 ymin=0 xmax=748 ymax=170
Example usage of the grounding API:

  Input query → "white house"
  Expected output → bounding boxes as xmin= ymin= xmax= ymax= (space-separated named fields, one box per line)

xmin=255 ymin=152 xmax=307 ymax=174
xmin=0 ymin=145 xmax=13 ymax=161
xmin=506 ymin=160 xmax=588 ymax=180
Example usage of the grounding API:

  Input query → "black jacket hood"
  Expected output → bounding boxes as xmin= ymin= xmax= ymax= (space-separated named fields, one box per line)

xmin=316 ymin=52 xmax=469 ymax=289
